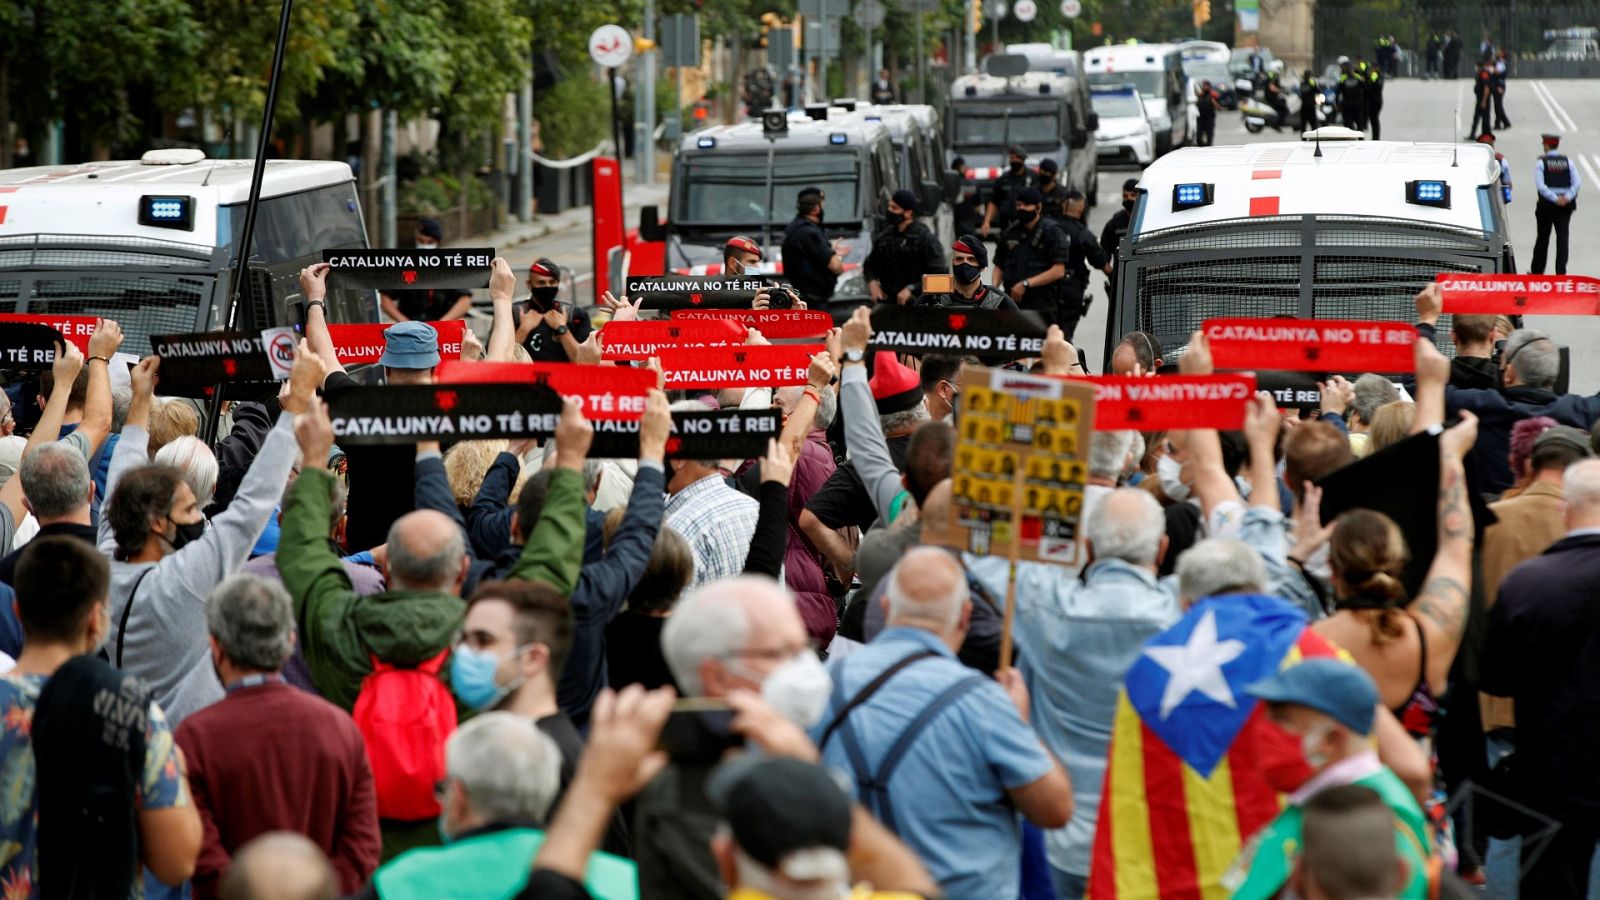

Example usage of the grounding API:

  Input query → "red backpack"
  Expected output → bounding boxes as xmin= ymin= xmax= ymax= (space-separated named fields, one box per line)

xmin=353 ymin=650 xmax=457 ymax=821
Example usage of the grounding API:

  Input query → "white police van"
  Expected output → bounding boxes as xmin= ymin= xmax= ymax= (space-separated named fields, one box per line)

xmin=0 ymin=149 xmax=372 ymax=353
xmin=1084 ymin=43 xmax=1190 ymax=155
xmin=1105 ymin=138 xmax=1513 ymax=363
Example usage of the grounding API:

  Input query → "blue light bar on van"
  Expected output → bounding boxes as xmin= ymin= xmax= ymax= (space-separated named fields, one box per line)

xmin=138 ymin=195 xmax=195 ymax=231
xmin=697 ymin=137 xmax=716 ymax=148
xmin=830 ymin=133 xmax=848 ymax=144
xmin=1406 ymin=179 xmax=1451 ymax=209
xmin=865 ymin=115 xmax=882 ymax=121
xmin=1171 ymin=182 xmax=1214 ymax=211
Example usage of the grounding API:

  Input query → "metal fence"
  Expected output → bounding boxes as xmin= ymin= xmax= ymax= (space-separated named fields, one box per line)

xmin=1313 ymin=4 xmax=1600 ymax=78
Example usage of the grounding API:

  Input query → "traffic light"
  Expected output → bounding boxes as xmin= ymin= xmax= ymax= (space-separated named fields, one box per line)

xmin=1192 ymin=0 xmax=1211 ymax=28
xmin=971 ymin=0 xmax=983 ymax=33
xmin=634 ymin=35 xmax=657 ymax=53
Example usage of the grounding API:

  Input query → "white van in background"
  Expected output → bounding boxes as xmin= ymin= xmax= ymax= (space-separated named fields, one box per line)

xmin=1084 ymin=43 xmax=1190 ymax=155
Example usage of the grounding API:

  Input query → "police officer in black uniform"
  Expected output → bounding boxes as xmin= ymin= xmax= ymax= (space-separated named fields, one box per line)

xmin=995 ymin=187 xmax=1071 ymax=331
xmin=1100 ymin=178 xmax=1140 ymax=304
xmin=864 ymin=189 xmax=946 ymax=305
xmin=781 ymin=186 xmax=847 ymax=305
xmin=1360 ymin=58 xmax=1385 ymax=140
xmin=1037 ymin=158 xmax=1074 ymax=228
xmin=518 ymin=258 xmax=593 ymax=362
xmin=1533 ymin=132 xmax=1581 ymax=275
xmin=1057 ymin=189 xmax=1109 ymax=342
xmin=981 ymin=144 xmax=1039 ymax=239
xmin=915 ymin=235 xmax=1019 ymax=310
xmin=1337 ymin=58 xmax=1366 ymax=130
xmin=1298 ymin=70 xmax=1321 ymax=132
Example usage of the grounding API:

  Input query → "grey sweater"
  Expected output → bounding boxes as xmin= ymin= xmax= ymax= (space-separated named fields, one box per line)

xmin=97 ymin=415 xmax=299 ymax=725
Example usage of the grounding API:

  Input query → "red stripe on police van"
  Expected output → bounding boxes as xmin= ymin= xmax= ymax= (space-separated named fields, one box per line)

xmin=1249 ymin=197 xmax=1280 ymax=217
xmin=0 ymin=207 xmax=9 ymax=224
xmin=1251 ymin=170 xmax=1282 ymax=180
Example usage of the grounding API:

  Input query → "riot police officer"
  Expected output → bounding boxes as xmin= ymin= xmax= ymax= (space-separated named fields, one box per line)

xmin=865 ymin=189 xmax=946 ymax=304
xmin=1099 ymin=178 xmax=1140 ymax=304
xmin=995 ymin=187 xmax=1071 ymax=331
xmin=1057 ymin=190 xmax=1109 ymax=342
xmin=1337 ymin=57 xmax=1366 ymax=130
xmin=980 ymin=144 xmax=1038 ymax=239
xmin=781 ymin=186 xmax=847 ymax=305
xmin=1298 ymin=70 xmax=1321 ymax=132
xmin=1037 ymin=158 xmax=1074 ymax=227
xmin=1360 ymin=58 xmax=1385 ymax=140
xmin=1533 ymin=133 xmax=1581 ymax=275
xmin=915 ymin=235 xmax=1018 ymax=310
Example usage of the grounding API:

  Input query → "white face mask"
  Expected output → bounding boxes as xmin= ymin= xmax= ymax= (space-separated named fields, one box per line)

xmin=1157 ymin=454 xmax=1192 ymax=502
xmin=1301 ymin=723 xmax=1334 ymax=771
xmin=416 ymin=240 xmax=439 ymax=250
xmin=761 ymin=650 xmax=833 ymax=728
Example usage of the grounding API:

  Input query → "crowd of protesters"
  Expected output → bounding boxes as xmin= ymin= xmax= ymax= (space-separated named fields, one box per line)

xmin=0 ymin=244 xmax=1597 ymax=900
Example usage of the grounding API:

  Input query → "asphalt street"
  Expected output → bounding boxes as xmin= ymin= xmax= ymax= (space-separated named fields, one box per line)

xmin=503 ymin=77 xmax=1600 ymax=386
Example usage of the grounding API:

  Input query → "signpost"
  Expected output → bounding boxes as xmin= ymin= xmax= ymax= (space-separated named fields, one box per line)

xmin=1015 ymin=0 xmax=1037 ymax=22
xmin=1060 ymin=0 xmax=1080 ymax=17
xmin=590 ymin=25 xmax=633 ymax=232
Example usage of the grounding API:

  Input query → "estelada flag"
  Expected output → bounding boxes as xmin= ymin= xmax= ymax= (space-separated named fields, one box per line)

xmin=1089 ymin=594 xmax=1343 ymax=900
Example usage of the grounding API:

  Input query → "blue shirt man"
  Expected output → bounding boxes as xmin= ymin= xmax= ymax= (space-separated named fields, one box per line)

xmin=810 ymin=546 xmax=1070 ymax=900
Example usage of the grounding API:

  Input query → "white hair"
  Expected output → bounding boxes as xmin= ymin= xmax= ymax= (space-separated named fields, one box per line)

xmin=1504 ymin=329 xmax=1560 ymax=389
xmin=445 ymin=712 xmax=563 ymax=824
xmin=885 ymin=547 xmax=967 ymax=627
xmin=1089 ymin=430 xmax=1136 ymax=482
xmin=732 ymin=845 xmax=849 ymax=900
xmin=660 ymin=578 xmax=757 ymax=695
xmin=879 ymin=399 xmax=931 ymax=434
xmin=1085 ymin=488 xmax=1165 ymax=565
xmin=154 ymin=435 xmax=219 ymax=508
xmin=1564 ymin=459 xmax=1600 ymax=511
xmin=1176 ymin=539 xmax=1269 ymax=604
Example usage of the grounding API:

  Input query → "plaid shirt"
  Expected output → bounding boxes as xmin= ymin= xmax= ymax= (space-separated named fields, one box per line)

xmin=664 ymin=474 xmax=761 ymax=587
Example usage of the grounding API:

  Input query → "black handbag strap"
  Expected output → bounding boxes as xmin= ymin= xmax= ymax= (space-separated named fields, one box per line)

xmin=114 ymin=566 xmax=155 ymax=669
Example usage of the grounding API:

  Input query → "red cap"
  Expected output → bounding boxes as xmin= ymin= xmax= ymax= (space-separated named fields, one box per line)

xmin=869 ymin=351 xmax=924 ymax=415
xmin=724 ymin=236 xmax=762 ymax=259
xmin=529 ymin=258 xmax=560 ymax=278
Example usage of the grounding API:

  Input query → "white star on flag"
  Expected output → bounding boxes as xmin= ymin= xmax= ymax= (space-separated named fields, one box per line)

xmin=1142 ymin=609 xmax=1247 ymax=720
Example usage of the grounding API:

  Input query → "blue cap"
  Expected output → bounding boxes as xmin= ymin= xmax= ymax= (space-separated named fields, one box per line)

xmin=380 ymin=321 xmax=441 ymax=370
xmin=1246 ymin=658 xmax=1379 ymax=736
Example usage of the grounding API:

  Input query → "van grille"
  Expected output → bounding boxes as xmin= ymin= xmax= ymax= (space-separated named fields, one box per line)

xmin=0 ymin=275 xmax=210 ymax=356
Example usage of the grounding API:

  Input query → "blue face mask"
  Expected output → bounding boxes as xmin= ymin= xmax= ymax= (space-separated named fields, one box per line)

xmin=450 ymin=644 xmax=527 ymax=711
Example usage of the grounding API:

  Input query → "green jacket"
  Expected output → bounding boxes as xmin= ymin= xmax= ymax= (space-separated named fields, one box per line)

xmin=280 ymin=466 xmax=586 ymax=711
xmin=1227 ymin=764 xmax=1431 ymax=900
xmin=373 ymin=825 xmax=638 ymax=900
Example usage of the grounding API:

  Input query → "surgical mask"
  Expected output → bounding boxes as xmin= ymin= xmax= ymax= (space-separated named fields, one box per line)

xmin=953 ymin=262 xmax=983 ymax=286
xmin=450 ymin=644 xmax=531 ymax=711
xmin=727 ymin=259 xmax=745 ymax=277
xmin=167 ymin=518 xmax=205 ymax=552
xmin=761 ymin=650 xmax=832 ymax=728
xmin=528 ymin=285 xmax=560 ymax=310
xmin=417 ymin=240 xmax=439 ymax=250
xmin=1157 ymin=454 xmax=1191 ymax=502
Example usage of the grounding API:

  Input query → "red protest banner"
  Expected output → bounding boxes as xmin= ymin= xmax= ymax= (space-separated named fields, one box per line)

xmin=1070 ymin=375 xmax=1257 ymax=430
xmin=433 ymin=360 xmax=655 ymax=420
xmin=657 ymin=344 xmax=824 ymax=390
xmin=0 ymin=313 xmax=98 ymax=354
xmin=600 ymin=319 xmax=748 ymax=361
xmin=670 ymin=309 xmax=834 ymax=340
xmin=326 ymin=321 xmax=468 ymax=366
xmin=1203 ymin=318 xmax=1417 ymax=373
xmin=1436 ymin=273 xmax=1600 ymax=315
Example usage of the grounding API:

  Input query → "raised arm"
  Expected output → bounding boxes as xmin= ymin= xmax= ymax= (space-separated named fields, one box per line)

xmin=779 ymin=349 xmax=835 ymax=459
xmin=486 ymin=258 xmax=519 ymax=362
xmin=505 ymin=400 xmax=593 ymax=593
xmin=299 ymin=264 xmax=347 ymax=380
xmin=78 ymin=317 xmax=122 ymax=460
xmin=570 ymin=390 xmax=669 ymax=616
xmin=2 ymin=342 xmax=86 ymax=535
xmin=1411 ymin=338 xmax=1449 ymax=435
xmin=838 ymin=309 xmax=903 ymax=520
xmin=744 ymin=439 xmax=794 ymax=580
xmin=1410 ymin=412 xmax=1478 ymax=679
xmin=466 ymin=446 xmax=525 ymax=560
xmin=1177 ymin=331 xmax=1244 ymax=523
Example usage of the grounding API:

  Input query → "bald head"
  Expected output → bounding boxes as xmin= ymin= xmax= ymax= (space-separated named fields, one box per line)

xmin=662 ymin=575 xmax=807 ymax=697
xmin=220 ymin=833 xmax=337 ymax=900
xmin=885 ymin=546 xmax=969 ymax=634
xmin=385 ymin=509 xmax=467 ymax=591
xmin=1085 ymin=488 xmax=1166 ymax=568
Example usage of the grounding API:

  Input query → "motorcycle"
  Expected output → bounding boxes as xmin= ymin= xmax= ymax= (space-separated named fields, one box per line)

xmin=1241 ymin=92 xmax=1303 ymax=133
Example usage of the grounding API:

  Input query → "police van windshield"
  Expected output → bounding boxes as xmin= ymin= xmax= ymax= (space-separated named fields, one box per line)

xmin=677 ymin=152 xmax=861 ymax=227
xmin=951 ymin=110 xmax=1059 ymax=147
xmin=1092 ymin=92 xmax=1145 ymax=118
xmin=1087 ymin=71 xmax=1165 ymax=99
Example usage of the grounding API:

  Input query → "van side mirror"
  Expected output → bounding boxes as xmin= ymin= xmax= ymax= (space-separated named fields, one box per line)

xmin=941 ymin=170 xmax=963 ymax=202
xmin=919 ymin=182 xmax=943 ymax=218
xmin=638 ymin=205 xmax=666 ymax=242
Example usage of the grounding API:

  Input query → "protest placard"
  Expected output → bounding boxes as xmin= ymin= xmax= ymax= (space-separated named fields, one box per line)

xmin=1074 ymin=374 xmax=1256 ymax=430
xmin=1203 ymin=318 xmax=1417 ymax=373
xmin=0 ymin=322 xmax=66 ymax=370
xmin=588 ymin=408 xmax=780 ymax=459
xmin=656 ymin=344 xmax=823 ymax=389
xmin=670 ymin=309 xmax=834 ymax=340
xmin=328 ymin=383 xmax=565 ymax=445
xmin=323 ymin=248 xmax=494 ymax=291
xmin=1436 ymin=273 xmax=1600 ymax=315
xmin=149 ymin=331 xmax=282 ymax=398
xmin=0 ymin=314 xmax=97 ymax=354
xmin=623 ymin=275 xmax=771 ymax=310
xmin=869 ymin=306 xmax=1048 ymax=360
xmin=326 ymin=321 xmax=468 ymax=366
xmin=599 ymin=320 xmax=747 ymax=361
xmin=433 ymin=360 xmax=655 ymax=421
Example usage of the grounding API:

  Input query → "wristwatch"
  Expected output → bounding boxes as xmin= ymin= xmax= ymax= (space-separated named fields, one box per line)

xmin=844 ymin=348 xmax=866 ymax=363
xmin=1022 ymin=278 xmax=1031 ymax=289
xmin=553 ymin=324 xmax=569 ymax=336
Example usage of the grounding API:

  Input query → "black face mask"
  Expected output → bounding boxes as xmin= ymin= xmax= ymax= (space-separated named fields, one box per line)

xmin=1010 ymin=160 xmax=1025 ymax=173
xmin=953 ymin=262 xmax=983 ymax=285
xmin=1122 ymin=197 xmax=1136 ymax=212
xmin=168 ymin=518 xmax=205 ymax=552
xmin=529 ymin=286 xmax=560 ymax=310
xmin=1020 ymin=207 xmax=1041 ymax=225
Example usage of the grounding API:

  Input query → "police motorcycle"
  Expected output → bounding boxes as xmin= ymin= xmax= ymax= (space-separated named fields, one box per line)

xmin=1241 ymin=90 xmax=1302 ymax=133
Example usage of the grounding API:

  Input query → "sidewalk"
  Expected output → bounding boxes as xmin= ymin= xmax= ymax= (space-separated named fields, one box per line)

xmin=455 ymin=169 xmax=672 ymax=252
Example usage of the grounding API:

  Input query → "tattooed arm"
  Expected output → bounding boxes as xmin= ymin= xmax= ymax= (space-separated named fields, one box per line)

xmin=1410 ymin=411 xmax=1478 ymax=685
